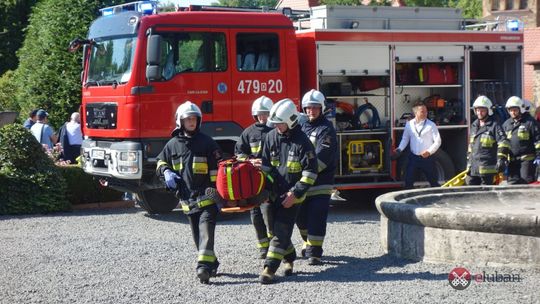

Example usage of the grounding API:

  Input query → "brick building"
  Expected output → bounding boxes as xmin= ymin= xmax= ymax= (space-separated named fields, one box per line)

xmin=483 ymin=0 xmax=540 ymax=106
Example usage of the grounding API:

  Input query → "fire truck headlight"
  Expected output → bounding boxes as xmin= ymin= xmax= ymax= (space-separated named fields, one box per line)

xmin=119 ymin=151 xmax=138 ymax=162
xmin=118 ymin=165 xmax=139 ymax=174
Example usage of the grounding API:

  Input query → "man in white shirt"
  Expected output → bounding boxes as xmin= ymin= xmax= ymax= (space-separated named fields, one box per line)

xmin=30 ymin=109 xmax=57 ymax=149
xmin=393 ymin=101 xmax=442 ymax=188
xmin=59 ymin=112 xmax=83 ymax=163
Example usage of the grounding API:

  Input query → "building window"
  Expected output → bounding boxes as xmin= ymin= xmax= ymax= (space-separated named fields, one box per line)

xmin=491 ymin=0 xmax=500 ymax=11
xmin=505 ymin=0 xmax=513 ymax=10
xmin=519 ymin=0 xmax=527 ymax=9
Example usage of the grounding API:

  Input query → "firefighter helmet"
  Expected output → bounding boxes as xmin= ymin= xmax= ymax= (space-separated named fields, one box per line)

xmin=268 ymin=98 xmax=299 ymax=129
xmin=301 ymin=89 xmax=326 ymax=113
xmin=522 ymin=99 xmax=535 ymax=116
xmin=173 ymin=101 xmax=202 ymax=135
xmin=251 ymin=96 xmax=274 ymax=117
xmin=472 ymin=96 xmax=493 ymax=116
xmin=505 ymin=96 xmax=525 ymax=113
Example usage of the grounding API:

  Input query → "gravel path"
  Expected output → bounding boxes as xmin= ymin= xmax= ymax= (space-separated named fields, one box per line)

xmin=0 ymin=202 xmax=538 ymax=304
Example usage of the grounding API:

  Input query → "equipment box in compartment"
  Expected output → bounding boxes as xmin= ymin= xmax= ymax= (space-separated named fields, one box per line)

xmin=338 ymin=133 xmax=390 ymax=176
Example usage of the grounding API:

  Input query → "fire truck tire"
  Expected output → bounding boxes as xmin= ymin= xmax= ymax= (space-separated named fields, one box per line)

xmin=136 ymin=189 xmax=178 ymax=214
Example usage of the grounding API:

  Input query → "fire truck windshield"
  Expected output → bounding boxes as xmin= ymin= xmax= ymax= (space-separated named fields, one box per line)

xmin=86 ymin=36 xmax=137 ymax=86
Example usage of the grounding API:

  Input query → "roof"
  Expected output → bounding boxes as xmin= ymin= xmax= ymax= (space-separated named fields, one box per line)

xmin=524 ymin=27 xmax=540 ymax=65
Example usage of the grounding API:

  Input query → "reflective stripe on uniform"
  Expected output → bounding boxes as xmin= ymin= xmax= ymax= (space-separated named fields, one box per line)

xmin=518 ymin=154 xmax=535 ymax=161
xmin=198 ymin=250 xmax=217 ymax=263
xmin=287 ymin=157 xmax=302 ymax=173
xmin=480 ymin=134 xmax=496 ymax=148
xmin=156 ymin=160 xmax=169 ymax=170
xmin=210 ymin=169 xmax=217 ymax=182
xmin=257 ymin=171 xmax=265 ymax=194
xmin=517 ymin=130 xmax=530 ymax=140
xmin=267 ymin=246 xmax=286 ymax=260
xmin=298 ymin=229 xmax=308 ymax=238
xmin=317 ymin=159 xmax=327 ymax=173
xmin=306 ymin=184 xmax=333 ymax=196
xmin=192 ymin=156 xmax=208 ymax=174
xmin=257 ymin=238 xmax=270 ymax=248
xmin=307 ymin=234 xmax=325 ymax=246
xmin=236 ymin=153 xmax=248 ymax=161
xmin=300 ymin=170 xmax=317 ymax=185
xmin=250 ymin=141 xmax=261 ymax=154
xmin=294 ymin=194 xmax=306 ymax=204
xmin=478 ymin=166 xmax=497 ymax=174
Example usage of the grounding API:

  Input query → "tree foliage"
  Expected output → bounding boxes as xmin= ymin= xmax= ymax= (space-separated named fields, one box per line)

xmin=11 ymin=0 xmax=128 ymax=129
xmin=0 ymin=124 xmax=69 ymax=215
xmin=0 ymin=0 xmax=37 ymax=76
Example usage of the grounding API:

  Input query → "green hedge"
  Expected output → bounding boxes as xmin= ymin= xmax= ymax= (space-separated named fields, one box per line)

xmin=56 ymin=165 xmax=123 ymax=205
xmin=0 ymin=124 xmax=69 ymax=215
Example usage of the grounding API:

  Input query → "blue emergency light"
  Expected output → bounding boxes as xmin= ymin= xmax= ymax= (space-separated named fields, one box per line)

xmin=99 ymin=1 xmax=158 ymax=16
xmin=505 ymin=19 xmax=521 ymax=32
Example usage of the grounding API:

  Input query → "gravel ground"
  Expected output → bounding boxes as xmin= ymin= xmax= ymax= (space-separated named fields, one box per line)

xmin=0 ymin=199 xmax=539 ymax=304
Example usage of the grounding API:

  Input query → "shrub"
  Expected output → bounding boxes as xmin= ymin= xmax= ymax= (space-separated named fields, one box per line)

xmin=0 ymin=124 xmax=69 ymax=214
xmin=56 ymin=165 xmax=123 ymax=205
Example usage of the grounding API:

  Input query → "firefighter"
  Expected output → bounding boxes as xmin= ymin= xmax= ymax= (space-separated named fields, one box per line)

xmin=502 ymin=96 xmax=540 ymax=184
xmin=156 ymin=101 xmax=222 ymax=284
xmin=258 ymin=98 xmax=318 ymax=284
xmin=296 ymin=89 xmax=337 ymax=265
xmin=466 ymin=96 xmax=510 ymax=185
xmin=234 ymin=95 xmax=274 ymax=259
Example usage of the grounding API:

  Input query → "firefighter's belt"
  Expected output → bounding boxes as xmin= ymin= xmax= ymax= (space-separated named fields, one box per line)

xmin=180 ymin=199 xmax=215 ymax=212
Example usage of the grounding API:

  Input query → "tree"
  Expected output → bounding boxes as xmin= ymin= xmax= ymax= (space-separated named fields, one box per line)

xmin=11 ymin=0 xmax=127 ymax=128
xmin=449 ymin=0 xmax=482 ymax=18
xmin=0 ymin=0 xmax=38 ymax=76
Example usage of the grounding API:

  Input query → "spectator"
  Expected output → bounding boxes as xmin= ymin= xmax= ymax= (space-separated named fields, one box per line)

xmin=23 ymin=109 xmax=38 ymax=129
xmin=59 ymin=112 xmax=83 ymax=163
xmin=30 ymin=110 xmax=57 ymax=149
xmin=393 ymin=101 xmax=442 ymax=188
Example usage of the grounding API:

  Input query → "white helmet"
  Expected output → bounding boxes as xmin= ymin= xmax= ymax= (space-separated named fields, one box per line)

xmin=522 ymin=99 xmax=535 ymax=116
xmin=302 ymin=89 xmax=326 ymax=113
xmin=175 ymin=101 xmax=202 ymax=130
xmin=251 ymin=96 xmax=273 ymax=117
xmin=268 ymin=98 xmax=299 ymax=129
xmin=505 ymin=96 xmax=525 ymax=113
xmin=472 ymin=96 xmax=493 ymax=116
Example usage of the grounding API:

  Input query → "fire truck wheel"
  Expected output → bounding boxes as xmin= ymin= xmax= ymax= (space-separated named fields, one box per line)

xmin=136 ymin=189 xmax=178 ymax=214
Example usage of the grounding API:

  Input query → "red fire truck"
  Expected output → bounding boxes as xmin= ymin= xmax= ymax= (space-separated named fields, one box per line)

xmin=72 ymin=1 xmax=523 ymax=213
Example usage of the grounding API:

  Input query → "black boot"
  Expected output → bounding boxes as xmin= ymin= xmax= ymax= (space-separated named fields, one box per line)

xmin=210 ymin=260 xmax=220 ymax=277
xmin=197 ymin=268 xmax=210 ymax=284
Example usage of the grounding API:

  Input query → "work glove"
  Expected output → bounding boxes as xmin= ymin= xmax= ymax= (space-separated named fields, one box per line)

xmin=163 ymin=169 xmax=180 ymax=190
xmin=390 ymin=149 xmax=402 ymax=161
xmin=496 ymin=158 xmax=508 ymax=174
xmin=534 ymin=156 xmax=540 ymax=166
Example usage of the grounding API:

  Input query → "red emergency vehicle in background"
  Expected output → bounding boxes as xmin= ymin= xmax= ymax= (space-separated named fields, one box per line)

xmin=73 ymin=1 xmax=524 ymax=213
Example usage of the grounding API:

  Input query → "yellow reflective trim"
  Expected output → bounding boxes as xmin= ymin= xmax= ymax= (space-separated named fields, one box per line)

xmin=307 ymin=240 xmax=324 ymax=246
xmin=306 ymin=189 xmax=332 ymax=197
xmin=157 ymin=160 xmax=168 ymax=169
xmin=172 ymin=162 xmax=183 ymax=171
xmin=192 ymin=162 xmax=208 ymax=174
xmin=479 ymin=166 xmax=497 ymax=174
xmin=250 ymin=146 xmax=261 ymax=154
xmin=181 ymin=204 xmax=190 ymax=212
xmin=287 ymin=161 xmax=302 ymax=173
xmin=300 ymin=176 xmax=315 ymax=185
xmin=498 ymin=142 xmax=510 ymax=148
xmin=294 ymin=194 xmax=306 ymax=204
xmin=480 ymin=136 xmax=495 ymax=148
xmin=257 ymin=242 xmax=270 ymax=248
xmin=197 ymin=199 xmax=214 ymax=208
xmin=226 ymin=166 xmax=235 ymax=201
xmin=535 ymin=143 xmax=540 ymax=149
xmin=267 ymin=251 xmax=283 ymax=260
xmin=517 ymin=131 xmax=530 ymax=140
xmin=271 ymin=160 xmax=280 ymax=166
xmin=198 ymin=255 xmax=217 ymax=263
xmin=210 ymin=176 xmax=217 ymax=182
xmin=263 ymin=172 xmax=274 ymax=183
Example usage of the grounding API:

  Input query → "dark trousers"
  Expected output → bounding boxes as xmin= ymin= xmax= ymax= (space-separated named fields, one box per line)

xmin=507 ymin=160 xmax=535 ymax=184
xmin=264 ymin=202 xmax=299 ymax=273
xmin=251 ymin=202 xmax=273 ymax=250
xmin=466 ymin=174 xmax=495 ymax=186
xmin=296 ymin=194 xmax=330 ymax=258
xmin=188 ymin=205 xmax=219 ymax=271
xmin=405 ymin=154 xmax=439 ymax=189
xmin=63 ymin=144 xmax=81 ymax=163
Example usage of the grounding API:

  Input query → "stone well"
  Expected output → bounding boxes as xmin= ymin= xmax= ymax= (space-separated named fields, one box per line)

xmin=375 ymin=185 xmax=540 ymax=268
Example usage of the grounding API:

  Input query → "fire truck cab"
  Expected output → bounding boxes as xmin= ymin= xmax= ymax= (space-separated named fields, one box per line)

xmin=76 ymin=1 xmax=523 ymax=213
